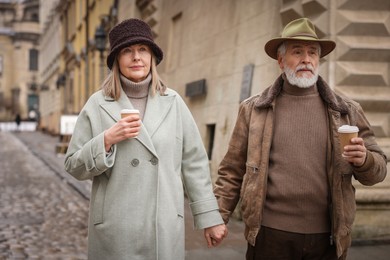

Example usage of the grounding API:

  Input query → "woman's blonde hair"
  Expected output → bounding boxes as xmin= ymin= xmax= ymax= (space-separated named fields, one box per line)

xmin=102 ymin=54 xmax=166 ymax=100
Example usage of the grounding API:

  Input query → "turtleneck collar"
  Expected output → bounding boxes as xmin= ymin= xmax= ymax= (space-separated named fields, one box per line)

xmin=282 ymin=73 xmax=318 ymax=96
xmin=120 ymin=73 xmax=151 ymax=98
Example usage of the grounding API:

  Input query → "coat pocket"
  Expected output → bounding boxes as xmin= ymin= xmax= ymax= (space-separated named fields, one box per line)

xmin=341 ymin=173 xmax=356 ymax=227
xmin=92 ymin=176 xmax=108 ymax=225
xmin=240 ymin=163 xmax=259 ymax=221
xmin=240 ymin=163 xmax=259 ymax=197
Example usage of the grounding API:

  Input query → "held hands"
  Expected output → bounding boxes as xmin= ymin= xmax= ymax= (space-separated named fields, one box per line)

xmin=204 ymin=224 xmax=228 ymax=248
xmin=342 ymin=137 xmax=367 ymax=167
xmin=104 ymin=114 xmax=141 ymax=152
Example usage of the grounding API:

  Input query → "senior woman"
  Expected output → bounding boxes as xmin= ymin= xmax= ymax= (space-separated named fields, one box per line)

xmin=64 ymin=18 xmax=227 ymax=260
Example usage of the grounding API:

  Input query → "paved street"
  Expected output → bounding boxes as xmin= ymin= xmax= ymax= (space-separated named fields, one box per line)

xmin=0 ymin=131 xmax=88 ymax=259
xmin=0 ymin=130 xmax=389 ymax=259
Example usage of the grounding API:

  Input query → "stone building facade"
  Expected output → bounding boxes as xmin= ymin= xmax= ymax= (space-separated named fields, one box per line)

xmin=38 ymin=0 xmax=62 ymax=133
xmin=115 ymin=0 xmax=390 ymax=240
xmin=0 ymin=0 xmax=40 ymax=121
xmin=143 ymin=0 xmax=390 ymax=182
xmin=30 ymin=0 xmax=390 ymax=240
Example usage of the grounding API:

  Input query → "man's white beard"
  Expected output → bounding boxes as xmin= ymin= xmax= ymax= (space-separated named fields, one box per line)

xmin=284 ymin=63 xmax=319 ymax=88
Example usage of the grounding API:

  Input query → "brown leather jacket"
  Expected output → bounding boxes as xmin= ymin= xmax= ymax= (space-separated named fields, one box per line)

xmin=214 ymin=74 xmax=387 ymax=258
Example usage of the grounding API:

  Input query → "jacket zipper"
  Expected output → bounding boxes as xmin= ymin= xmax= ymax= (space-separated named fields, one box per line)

xmin=327 ymin=109 xmax=335 ymax=246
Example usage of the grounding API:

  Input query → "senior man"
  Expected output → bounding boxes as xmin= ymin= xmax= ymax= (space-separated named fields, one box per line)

xmin=214 ymin=17 xmax=387 ymax=260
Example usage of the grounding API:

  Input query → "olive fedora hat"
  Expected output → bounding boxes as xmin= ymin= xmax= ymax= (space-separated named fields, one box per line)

xmin=264 ymin=18 xmax=336 ymax=60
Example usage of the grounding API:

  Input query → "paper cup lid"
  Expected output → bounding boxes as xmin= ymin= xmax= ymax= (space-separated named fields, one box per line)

xmin=121 ymin=109 xmax=139 ymax=114
xmin=337 ymin=125 xmax=359 ymax=133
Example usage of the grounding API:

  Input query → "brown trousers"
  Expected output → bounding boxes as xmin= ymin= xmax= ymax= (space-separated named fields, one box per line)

xmin=246 ymin=226 xmax=339 ymax=260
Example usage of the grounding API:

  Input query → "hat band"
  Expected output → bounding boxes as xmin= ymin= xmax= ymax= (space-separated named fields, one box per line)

xmin=288 ymin=33 xmax=319 ymax=40
xmin=110 ymin=34 xmax=152 ymax=50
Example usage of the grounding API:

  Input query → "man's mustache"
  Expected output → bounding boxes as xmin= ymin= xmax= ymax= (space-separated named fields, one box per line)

xmin=295 ymin=64 xmax=314 ymax=74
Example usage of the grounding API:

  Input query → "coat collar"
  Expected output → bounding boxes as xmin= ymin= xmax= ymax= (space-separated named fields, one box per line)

xmin=100 ymin=88 xmax=175 ymax=156
xmin=254 ymin=74 xmax=349 ymax=114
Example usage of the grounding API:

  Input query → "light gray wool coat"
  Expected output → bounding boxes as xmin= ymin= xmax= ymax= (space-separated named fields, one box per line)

xmin=64 ymin=87 xmax=223 ymax=260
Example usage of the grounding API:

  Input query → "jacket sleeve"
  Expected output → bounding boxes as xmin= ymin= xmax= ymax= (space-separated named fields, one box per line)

xmin=214 ymin=102 xmax=250 ymax=223
xmin=178 ymin=97 xmax=224 ymax=229
xmin=351 ymin=102 xmax=387 ymax=185
xmin=64 ymin=100 xmax=115 ymax=181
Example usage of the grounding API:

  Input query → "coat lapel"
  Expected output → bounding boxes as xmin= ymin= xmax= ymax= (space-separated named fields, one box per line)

xmin=100 ymin=88 xmax=134 ymax=121
xmin=142 ymin=92 xmax=175 ymax=138
xmin=99 ymin=88 xmax=175 ymax=157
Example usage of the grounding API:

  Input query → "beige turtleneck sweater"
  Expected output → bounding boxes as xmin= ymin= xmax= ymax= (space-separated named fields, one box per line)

xmin=261 ymin=77 xmax=330 ymax=234
xmin=120 ymin=73 xmax=151 ymax=120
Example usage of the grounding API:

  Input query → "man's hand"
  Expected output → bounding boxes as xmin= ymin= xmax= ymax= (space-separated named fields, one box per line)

xmin=204 ymin=224 xmax=228 ymax=248
xmin=342 ymin=137 xmax=367 ymax=167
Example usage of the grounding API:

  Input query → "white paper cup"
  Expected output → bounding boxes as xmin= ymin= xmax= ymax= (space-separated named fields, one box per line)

xmin=337 ymin=125 xmax=359 ymax=154
xmin=120 ymin=109 xmax=140 ymax=119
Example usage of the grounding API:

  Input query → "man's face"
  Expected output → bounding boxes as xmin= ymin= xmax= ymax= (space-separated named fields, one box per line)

xmin=278 ymin=40 xmax=320 ymax=88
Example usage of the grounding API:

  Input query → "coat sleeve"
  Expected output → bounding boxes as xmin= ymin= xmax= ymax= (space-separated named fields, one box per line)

xmin=64 ymin=98 xmax=116 ymax=181
xmin=350 ymin=102 xmax=387 ymax=185
xmin=214 ymin=102 xmax=250 ymax=223
xmin=177 ymin=97 xmax=224 ymax=229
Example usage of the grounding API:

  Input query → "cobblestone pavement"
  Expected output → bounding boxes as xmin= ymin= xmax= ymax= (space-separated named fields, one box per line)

xmin=0 ymin=132 xmax=89 ymax=259
xmin=1 ymin=131 xmax=389 ymax=260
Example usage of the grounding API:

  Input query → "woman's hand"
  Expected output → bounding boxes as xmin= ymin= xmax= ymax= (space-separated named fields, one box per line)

xmin=342 ymin=137 xmax=367 ymax=167
xmin=104 ymin=115 xmax=141 ymax=152
xmin=204 ymin=224 xmax=228 ymax=248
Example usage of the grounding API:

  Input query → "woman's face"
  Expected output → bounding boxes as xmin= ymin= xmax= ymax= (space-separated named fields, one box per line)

xmin=117 ymin=44 xmax=152 ymax=82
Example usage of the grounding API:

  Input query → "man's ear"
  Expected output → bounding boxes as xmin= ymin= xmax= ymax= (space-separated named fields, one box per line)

xmin=278 ymin=56 xmax=284 ymax=70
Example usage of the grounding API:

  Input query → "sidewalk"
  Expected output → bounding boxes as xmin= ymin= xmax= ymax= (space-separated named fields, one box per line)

xmin=13 ymin=131 xmax=390 ymax=259
xmin=0 ymin=121 xmax=37 ymax=132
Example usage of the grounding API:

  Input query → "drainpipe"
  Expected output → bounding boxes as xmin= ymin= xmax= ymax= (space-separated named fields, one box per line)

xmin=85 ymin=0 xmax=89 ymax=103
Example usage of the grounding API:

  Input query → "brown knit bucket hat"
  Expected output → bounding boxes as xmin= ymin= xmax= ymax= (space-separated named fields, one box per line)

xmin=107 ymin=18 xmax=163 ymax=70
xmin=264 ymin=18 xmax=336 ymax=60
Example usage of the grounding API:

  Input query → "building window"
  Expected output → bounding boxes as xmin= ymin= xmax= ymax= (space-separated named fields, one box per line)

xmin=31 ymin=12 xmax=39 ymax=22
xmin=0 ymin=55 xmax=2 ymax=77
xmin=23 ymin=8 xmax=39 ymax=22
xmin=167 ymin=12 xmax=182 ymax=70
xmin=206 ymin=124 xmax=216 ymax=160
xmin=29 ymin=49 xmax=38 ymax=71
xmin=185 ymin=79 xmax=207 ymax=97
xmin=0 ymin=92 xmax=3 ymax=110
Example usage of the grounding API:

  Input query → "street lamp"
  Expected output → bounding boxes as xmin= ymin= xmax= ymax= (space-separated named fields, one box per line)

xmin=95 ymin=24 xmax=106 ymax=58
xmin=94 ymin=24 xmax=106 ymax=83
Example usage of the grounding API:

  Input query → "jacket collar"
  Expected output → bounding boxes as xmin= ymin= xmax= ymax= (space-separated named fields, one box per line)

xmin=254 ymin=74 xmax=349 ymax=114
xmin=100 ymin=88 xmax=175 ymax=156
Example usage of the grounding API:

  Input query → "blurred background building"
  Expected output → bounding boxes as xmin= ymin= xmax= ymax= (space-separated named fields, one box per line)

xmin=0 ymin=0 xmax=389 ymax=241
xmin=0 ymin=0 xmax=40 ymax=121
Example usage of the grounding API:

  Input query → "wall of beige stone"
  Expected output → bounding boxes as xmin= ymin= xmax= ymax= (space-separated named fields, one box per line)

xmin=152 ymin=0 xmax=331 ymax=176
xmin=153 ymin=0 xmax=283 ymax=180
xmin=38 ymin=0 xmax=62 ymax=134
xmin=117 ymin=0 xmax=390 ymax=239
xmin=330 ymin=0 xmax=390 ymax=239
xmin=0 ymin=35 xmax=15 ymax=119
xmin=131 ymin=0 xmax=389 ymax=180
xmin=0 ymin=1 xmax=40 ymax=121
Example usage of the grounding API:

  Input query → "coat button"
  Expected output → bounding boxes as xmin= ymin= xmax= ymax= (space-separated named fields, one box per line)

xmin=131 ymin=159 xmax=139 ymax=167
xmin=150 ymin=157 xmax=158 ymax=165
